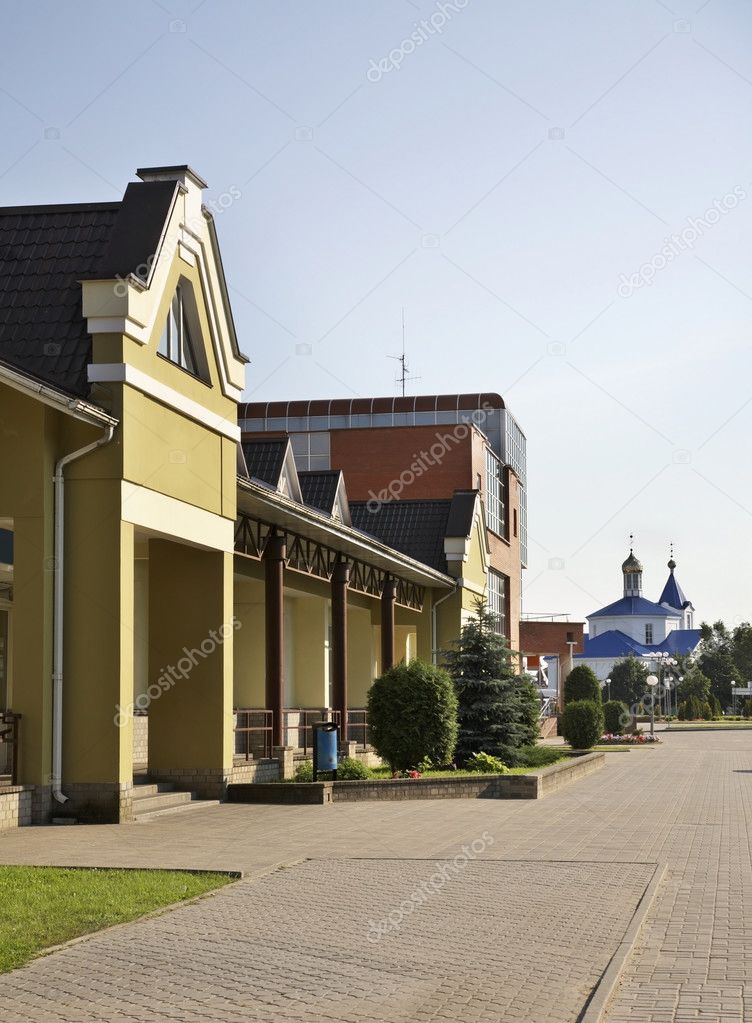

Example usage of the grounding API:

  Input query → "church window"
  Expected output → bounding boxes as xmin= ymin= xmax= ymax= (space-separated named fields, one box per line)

xmin=645 ymin=623 xmax=653 ymax=644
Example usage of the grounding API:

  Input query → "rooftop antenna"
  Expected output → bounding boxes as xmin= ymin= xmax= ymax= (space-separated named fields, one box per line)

xmin=388 ymin=307 xmax=420 ymax=397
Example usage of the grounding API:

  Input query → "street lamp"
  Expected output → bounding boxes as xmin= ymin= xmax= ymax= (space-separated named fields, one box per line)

xmin=731 ymin=680 xmax=736 ymax=716
xmin=605 ymin=677 xmax=612 ymax=701
xmin=646 ymin=674 xmax=659 ymax=736
xmin=664 ymin=677 xmax=672 ymax=722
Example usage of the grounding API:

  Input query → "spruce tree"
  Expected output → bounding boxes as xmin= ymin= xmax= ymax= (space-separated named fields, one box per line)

xmin=443 ymin=601 xmax=540 ymax=765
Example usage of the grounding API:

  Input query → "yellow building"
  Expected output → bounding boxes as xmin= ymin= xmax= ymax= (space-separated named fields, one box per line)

xmin=0 ymin=166 xmax=501 ymax=826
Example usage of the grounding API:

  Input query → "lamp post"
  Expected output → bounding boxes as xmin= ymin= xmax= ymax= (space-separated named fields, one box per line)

xmin=664 ymin=677 xmax=672 ymax=723
xmin=646 ymin=674 xmax=659 ymax=736
xmin=731 ymin=680 xmax=736 ymax=716
xmin=605 ymin=677 xmax=612 ymax=702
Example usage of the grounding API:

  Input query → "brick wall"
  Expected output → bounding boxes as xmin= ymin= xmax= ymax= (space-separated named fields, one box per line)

xmin=133 ymin=714 xmax=148 ymax=769
xmin=0 ymin=786 xmax=32 ymax=830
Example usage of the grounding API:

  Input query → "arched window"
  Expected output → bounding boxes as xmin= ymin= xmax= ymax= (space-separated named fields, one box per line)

xmin=158 ymin=286 xmax=201 ymax=376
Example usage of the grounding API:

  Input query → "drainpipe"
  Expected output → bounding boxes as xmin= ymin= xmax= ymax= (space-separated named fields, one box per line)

xmin=431 ymin=583 xmax=458 ymax=665
xmin=52 ymin=425 xmax=115 ymax=803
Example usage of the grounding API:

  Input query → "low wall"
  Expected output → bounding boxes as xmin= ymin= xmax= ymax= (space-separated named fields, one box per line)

xmin=0 ymin=785 xmax=34 ymax=830
xmin=228 ymin=753 xmax=604 ymax=805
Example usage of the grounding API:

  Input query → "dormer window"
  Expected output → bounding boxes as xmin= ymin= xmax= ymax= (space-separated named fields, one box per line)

xmin=158 ymin=286 xmax=200 ymax=376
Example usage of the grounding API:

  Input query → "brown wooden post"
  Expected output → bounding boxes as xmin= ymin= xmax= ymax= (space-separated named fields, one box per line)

xmin=331 ymin=560 xmax=349 ymax=743
xmin=264 ymin=534 xmax=286 ymax=748
xmin=381 ymin=575 xmax=396 ymax=673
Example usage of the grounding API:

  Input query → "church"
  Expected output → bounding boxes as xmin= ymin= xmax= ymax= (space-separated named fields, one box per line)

xmin=574 ymin=544 xmax=701 ymax=681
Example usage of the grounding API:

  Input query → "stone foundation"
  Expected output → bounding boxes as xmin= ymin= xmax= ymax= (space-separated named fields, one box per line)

xmin=48 ymin=782 xmax=135 ymax=824
xmin=0 ymin=785 xmax=33 ymax=830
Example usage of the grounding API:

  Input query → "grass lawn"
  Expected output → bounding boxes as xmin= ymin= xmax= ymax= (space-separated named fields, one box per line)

xmin=0 ymin=866 xmax=232 ymax=974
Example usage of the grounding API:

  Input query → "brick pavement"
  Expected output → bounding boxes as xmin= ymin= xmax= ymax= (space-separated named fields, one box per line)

xmin=0 ymin=858 xmax=655 ymax=1023
xmin=0 ymin=729 xmax=750 ymax=1021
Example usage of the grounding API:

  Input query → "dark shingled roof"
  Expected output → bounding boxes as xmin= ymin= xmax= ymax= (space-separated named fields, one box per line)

xmin=0 ymin=203 xmax=119 ymax=395
xmin=0 ymin=180 xmax=179 ymax=397
xmin=350 ymin=499 xmax=452 ymax=572
xmin=445 ymin=490 xmax=478 ymax=537
xmin=298 ymin=470 xmax=341 ymax=514
xmin=241 ymin=438 xmax=288 ymax=487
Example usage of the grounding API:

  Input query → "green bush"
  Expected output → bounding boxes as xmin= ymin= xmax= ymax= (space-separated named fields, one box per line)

xmin=337 ymin=757 xmax=371 ymax=780
xmin=603 ymin=700 xmax=630 ymax=735
xmin=367 ymin=659 xmax=458 ymax=772
xmin=294 ymin=759 xmax=313 ymax=782
xmin=561 ymin=700 xmax=604 ymax=749
xmin=564 ymin=665 xmax=602 ymax=705
xmin=517 ymin=744 xmax=563 ymax=768
xmin=709 ymin=694 xmax=722 ymax=718
xmin=743 ymin=698 xmax=752 ymax=718
xmin=465 ymin=751 xmax=508 ymax=774
xmin=701 ymin=701 xmax=713 ymax=720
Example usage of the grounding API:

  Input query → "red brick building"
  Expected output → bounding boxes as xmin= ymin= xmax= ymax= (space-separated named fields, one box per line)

xmin=240 ymin=393 xmax=527 ymax=652
xmin=519 ymin=620 xmax=586 ymax=704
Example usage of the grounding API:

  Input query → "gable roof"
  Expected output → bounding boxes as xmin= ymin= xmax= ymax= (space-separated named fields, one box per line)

xmin=445 ymin=489 xmax=478 ymax=537
xmin=658 ymin=569 xmax=692 ymax=611
xmin=241 ymin=438 xmax=289 ymax=488
xmin=588 ymin=596 xmax=680 ymax=619
xmin=0 ymin=181 xmax=179 ymax=397
xmin=350 ymin=499 xmax=452 ymax=572
xmin=298 ymin=469 xmax=351 ymax=524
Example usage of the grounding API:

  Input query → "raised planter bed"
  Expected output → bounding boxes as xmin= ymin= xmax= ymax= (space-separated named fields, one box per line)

xmin=227 ymin=752 xmax=604 ymax=805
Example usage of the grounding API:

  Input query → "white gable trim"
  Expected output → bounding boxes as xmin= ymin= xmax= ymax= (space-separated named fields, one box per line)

xmin=81 ymin=185 xmax=246 ymax=402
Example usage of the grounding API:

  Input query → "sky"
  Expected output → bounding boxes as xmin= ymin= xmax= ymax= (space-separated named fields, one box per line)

xmin=2 ymin=0 xmax=751 ymax=626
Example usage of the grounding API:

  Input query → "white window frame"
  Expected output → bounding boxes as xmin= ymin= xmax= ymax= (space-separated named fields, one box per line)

xmin=487 ymin=569 xmax=507 ymax=637
xmin=158 ymin=286 xmax=199 ymax=376
xmin=645 ymin=623 xmax=653 ymax=645
xmin=485 ymin=448 xmax=504 ymax=537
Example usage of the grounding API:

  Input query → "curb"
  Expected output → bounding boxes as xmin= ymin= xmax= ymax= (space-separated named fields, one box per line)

xmin=579 ymin=861 xmax=666 ymax=1023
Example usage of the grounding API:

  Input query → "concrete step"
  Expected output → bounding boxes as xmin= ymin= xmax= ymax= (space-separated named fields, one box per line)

xmin=132 ymin=781 xmax=177 ymax=799
xmin=134 ymin=797 xmax=221 ymax=822
xmin=132 ymin=790 xmax=194 ymax=815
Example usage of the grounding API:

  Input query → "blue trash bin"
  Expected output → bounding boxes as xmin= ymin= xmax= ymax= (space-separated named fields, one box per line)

xmin=313 ymin=721 xmax=338 ymax=779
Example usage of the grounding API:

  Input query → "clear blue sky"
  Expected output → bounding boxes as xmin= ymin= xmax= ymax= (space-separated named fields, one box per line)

xmin=3 ymin=0 xmax=751 ymax=626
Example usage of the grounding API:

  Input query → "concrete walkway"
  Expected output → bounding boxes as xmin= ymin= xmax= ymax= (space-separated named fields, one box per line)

xmin=0 ymin=730 xmax=750 ymax=1021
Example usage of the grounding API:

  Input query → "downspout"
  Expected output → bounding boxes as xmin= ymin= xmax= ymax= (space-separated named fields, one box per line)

xmin=52 ymin=425 xmax=116 ymax=803
xmin=431 ymin=582 xmax=458 ymax=665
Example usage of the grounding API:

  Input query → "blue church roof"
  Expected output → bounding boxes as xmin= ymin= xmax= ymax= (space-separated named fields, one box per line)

xmin=589 ymin=596 xmax=678 ymax=619
xmin=658 ymin=569 xmax=691 ymax=611
xmin=576 ymin=628 xmax=701 ymax=659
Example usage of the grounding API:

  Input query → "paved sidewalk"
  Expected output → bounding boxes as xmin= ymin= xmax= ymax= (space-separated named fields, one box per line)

xmin=0 ymin=858 xmax=656 ymax=1023
xmin=0 ymin=730 xmax=750 ymax=1020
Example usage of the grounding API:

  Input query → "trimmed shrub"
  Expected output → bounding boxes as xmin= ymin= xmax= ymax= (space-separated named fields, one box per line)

xmin=701 ymin=701 xmax=713 ymax=721
xmin=743 ymin=698 xmax=752 ymax=719
xmin=294 ymin=759 xmax=313 ymax=782
xmin=518 ymin=744 xmax=563 ymax=768
xmin=336 ymin=757 xmax=371 ymax=780
xmin=709 ymin=694 xmax=722 ymax=719
xmin=564 ymin=665 xmax=602 ymax=705
xmin=561 ymin=700 xmax=604 ymax=750
xmin=603 ymin=700 xmax=630 ymax=736
xmin=367 ymin=659 xmax=458 ymax=772
xmin=465 ymin=751 xmax=508 ymax=774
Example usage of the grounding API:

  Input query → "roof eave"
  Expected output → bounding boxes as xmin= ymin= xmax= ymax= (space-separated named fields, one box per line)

xmin=0 ymin=361 xmax=119 ymax=428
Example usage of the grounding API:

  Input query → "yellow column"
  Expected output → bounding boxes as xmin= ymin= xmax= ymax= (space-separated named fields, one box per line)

xmin=147 ymin=540 xmax=233 ymax=797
